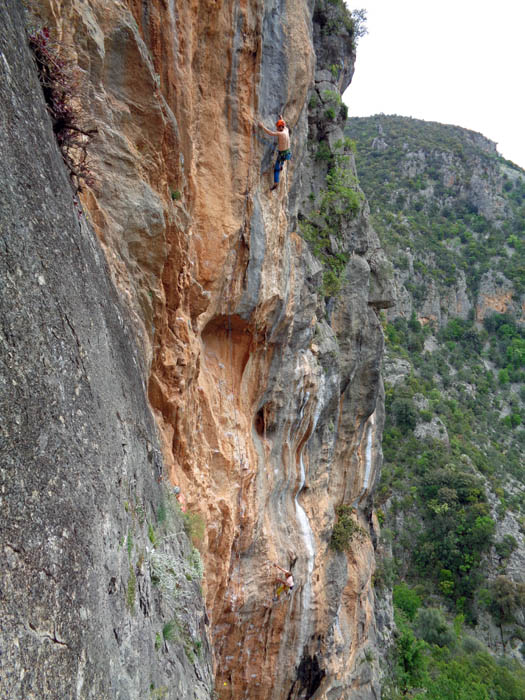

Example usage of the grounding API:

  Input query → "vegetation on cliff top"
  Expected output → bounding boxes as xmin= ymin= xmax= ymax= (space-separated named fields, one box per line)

xmin=314 ymin=0 xmax=367 ymax=51
xmin=346 ymin=115 xmax=525 ymax=297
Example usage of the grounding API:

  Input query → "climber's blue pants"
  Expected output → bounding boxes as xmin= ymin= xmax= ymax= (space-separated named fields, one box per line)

xmin=274 ymin=149 xmax=292 ymax=183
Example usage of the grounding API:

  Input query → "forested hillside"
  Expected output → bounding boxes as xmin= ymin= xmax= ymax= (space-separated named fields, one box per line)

xmin=346 ymin=115 xmax=525 ymax=698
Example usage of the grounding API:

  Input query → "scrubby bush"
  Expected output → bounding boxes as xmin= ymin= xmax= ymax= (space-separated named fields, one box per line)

xmin=462 ymin=635 xmax=485 ymax=654
xmin=495 ymin=534 xmax=518 ymax=562
xmin=414 ymin=607 xmax=456 ymax=647
xmin=373 ymin=555 xmax=396 ymax=589
xmin=391 ymin=397 xmax=417 ymax=433
xmin=330 ymin=505 xmax=365 ymax=551
xmin=393 ymin=583 xmax=422 ymax=621
xmin=487 ymin=576 xmax=525 ymax=626
xmin=183 ymin=510 xmax=205 ymax=545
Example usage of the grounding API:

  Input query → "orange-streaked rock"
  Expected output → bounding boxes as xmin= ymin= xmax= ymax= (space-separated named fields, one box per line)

xmin=476 ymin=291 xmax=514 ymax=320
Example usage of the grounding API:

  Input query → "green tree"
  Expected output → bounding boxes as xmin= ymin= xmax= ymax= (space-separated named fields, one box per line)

xmin=395 ymin=626 xmax=427 ymax=693
xmin=393 ymin=583 xmax=422 ymax=621
xmin=414 ymin=607 xmax=456 ymax=647
xmin=391 ymin=397 xmax=417 ymax=433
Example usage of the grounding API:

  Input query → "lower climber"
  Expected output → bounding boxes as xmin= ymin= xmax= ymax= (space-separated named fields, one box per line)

xmin=272 ymin=562 xmax=294 ymax=600
xmin=258 ymin=115 xmax=291 ymax=190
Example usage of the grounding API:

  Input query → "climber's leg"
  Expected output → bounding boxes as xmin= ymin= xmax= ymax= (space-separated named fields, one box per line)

xmin=272 ymin=154 xmax=283 ymax=189
xmin=273 ymin=583 xmax=286 ymax=601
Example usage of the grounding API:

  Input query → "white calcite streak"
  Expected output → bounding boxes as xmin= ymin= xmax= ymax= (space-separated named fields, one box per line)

xmin=293 ymin=370 xmax=325 ymax=667
xmin=354 ymin=412 xmax=375 ymax=507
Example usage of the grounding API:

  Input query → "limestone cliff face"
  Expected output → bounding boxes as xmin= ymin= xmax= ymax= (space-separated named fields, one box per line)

xmin=4 ymin=1 xmax=393 ymax=698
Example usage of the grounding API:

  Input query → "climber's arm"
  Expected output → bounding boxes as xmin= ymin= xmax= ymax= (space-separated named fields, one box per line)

xmin=273 ymin=562 xmax=291 ymax=575
xmin=258 ymin=121 xmax=278 ymax=138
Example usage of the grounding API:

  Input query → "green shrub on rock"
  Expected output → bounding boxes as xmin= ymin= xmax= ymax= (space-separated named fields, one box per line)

xmin=330 ymin=505 xmax=365 ymax=551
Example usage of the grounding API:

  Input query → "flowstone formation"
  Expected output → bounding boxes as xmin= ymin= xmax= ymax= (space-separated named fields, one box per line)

xmin=2 ymin=1 xmax=393 ymax=698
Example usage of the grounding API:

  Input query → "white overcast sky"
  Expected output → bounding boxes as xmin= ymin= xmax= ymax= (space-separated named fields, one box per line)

xmin=343 ymin=0 xmax=525 ymax=170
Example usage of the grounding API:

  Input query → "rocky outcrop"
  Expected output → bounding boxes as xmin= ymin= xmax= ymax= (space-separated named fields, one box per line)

xmin=347 ymin=115 xmax=525 ymax=333
xmin=2 ymin=1 xmax=394 ymax=698
xmin=476 ymin=270 xmax=521 ymax=322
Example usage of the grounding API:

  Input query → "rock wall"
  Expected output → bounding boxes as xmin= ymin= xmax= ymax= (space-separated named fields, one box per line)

xmin=2 ymin=1 xmax=393 ymax=698
xmin=0 ymin=2 xmax=212 ymax=698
